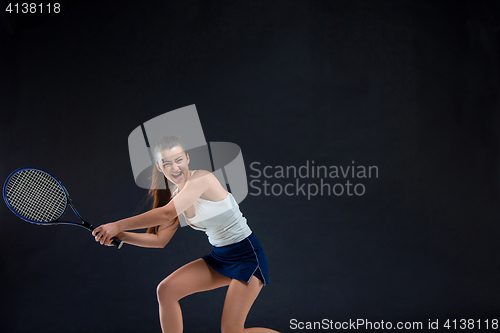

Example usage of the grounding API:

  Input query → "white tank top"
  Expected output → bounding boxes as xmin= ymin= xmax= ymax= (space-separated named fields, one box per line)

xmin=182 ymin=170 xmax=252 ymax=247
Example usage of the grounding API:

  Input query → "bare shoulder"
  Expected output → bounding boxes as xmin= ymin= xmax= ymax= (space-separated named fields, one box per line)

xmin=191 ymin=169 xmax=227 ymax=200
xmin=190 ymin=169 xmax=219 ymax=184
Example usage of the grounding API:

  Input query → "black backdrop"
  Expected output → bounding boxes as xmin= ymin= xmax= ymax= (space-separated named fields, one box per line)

xmin=1 ymin=1 xmax=499 ymax=332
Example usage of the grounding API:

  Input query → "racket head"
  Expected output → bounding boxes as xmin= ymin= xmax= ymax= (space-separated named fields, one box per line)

xmin=3 ymin=167 xmax=68 ymax=224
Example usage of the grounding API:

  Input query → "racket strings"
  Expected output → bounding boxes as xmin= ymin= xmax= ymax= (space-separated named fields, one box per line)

xmin=24 ymin=172 xmax=63 ymax=220
xmin=5 ymin=169 xmax=67 ymax=223
xmin=17 ymin=175 xmax=57 ymax=221
xmin=7 ymin=171 xmax=65 ymax=221
xmin=9 ymin=172 xmax=52 ymax=218
xmin=21 ymin=171 xmax=66 ymax=221
xmin=7 ymin=171 xmax=54 ymax=220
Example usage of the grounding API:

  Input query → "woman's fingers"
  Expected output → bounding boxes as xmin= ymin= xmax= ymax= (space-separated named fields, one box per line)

xmin=104 ymin=232 xmax=112 ymax=246
xmin=92 ymin=224 xmax=118 ymax=246
xmin=93 ymin=228 xmax=106 ymax=245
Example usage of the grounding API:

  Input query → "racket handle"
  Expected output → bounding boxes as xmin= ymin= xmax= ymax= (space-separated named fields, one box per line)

xmin=111 ymin=238 xmax=124 ymax=249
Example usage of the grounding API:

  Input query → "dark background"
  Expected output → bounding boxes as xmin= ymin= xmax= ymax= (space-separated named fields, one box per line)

xmin=1 ymin=0 xmax=499 ymax=332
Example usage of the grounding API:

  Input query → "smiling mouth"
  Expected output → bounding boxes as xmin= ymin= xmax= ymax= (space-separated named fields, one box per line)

xmin=171 ymin=171 xmax=183 ymax=180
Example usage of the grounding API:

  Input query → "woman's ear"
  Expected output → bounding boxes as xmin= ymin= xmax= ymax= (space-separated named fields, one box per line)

xmin=185 ymin=152 xmax=190 ymax=165
xmin=155 ymin=163 xmax=163 ymax=173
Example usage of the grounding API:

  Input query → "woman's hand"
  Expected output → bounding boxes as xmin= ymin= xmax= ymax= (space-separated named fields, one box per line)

xmin=92 ymin=222 xmax=121 ymax=246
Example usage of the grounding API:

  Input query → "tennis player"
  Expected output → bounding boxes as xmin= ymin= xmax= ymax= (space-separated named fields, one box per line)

xmin=93 ymin=136 xmax=279 ymax=333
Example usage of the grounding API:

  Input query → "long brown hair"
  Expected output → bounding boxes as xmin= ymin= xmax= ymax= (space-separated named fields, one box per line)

xmin=146 ymin=168 xmax=179 ymax=234
xmin=146 ymin=136 xmax=185 ymax=234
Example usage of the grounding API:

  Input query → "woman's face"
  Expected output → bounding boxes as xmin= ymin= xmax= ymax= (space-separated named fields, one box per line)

xmin=156 ymin=146 xmax=190 ymax=185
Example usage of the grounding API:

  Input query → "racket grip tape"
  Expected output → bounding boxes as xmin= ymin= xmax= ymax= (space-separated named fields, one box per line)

xmin=111 ymin=238 xmax=124 ymax=249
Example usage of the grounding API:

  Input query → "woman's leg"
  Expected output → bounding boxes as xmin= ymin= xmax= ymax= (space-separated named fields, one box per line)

xmin=221 ymin=275 xmax=280 ymax=333
xmin=157 ymin=258 xmax=231 ymax=333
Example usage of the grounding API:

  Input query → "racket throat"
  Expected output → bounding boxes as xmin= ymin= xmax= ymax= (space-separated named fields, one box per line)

xmin=49 ymin=220 xmax=94 ymax=231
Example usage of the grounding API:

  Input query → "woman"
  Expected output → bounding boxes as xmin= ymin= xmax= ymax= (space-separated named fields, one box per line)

xmin=93 ymin=136 xmax=279 ymax=333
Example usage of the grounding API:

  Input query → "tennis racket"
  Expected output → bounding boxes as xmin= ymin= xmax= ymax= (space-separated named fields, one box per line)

xmin=3 ymin=167 xmax=123 ymax=249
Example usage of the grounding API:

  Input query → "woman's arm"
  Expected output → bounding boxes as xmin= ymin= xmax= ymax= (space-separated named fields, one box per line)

xmin=113 ymin=219 xmax=179 ymax=248
xmin=93 ymin=172 xmax=211 ymax=245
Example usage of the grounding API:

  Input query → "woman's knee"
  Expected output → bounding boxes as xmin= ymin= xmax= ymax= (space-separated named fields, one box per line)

xmin=156 ymin=275 xmax=182 ymax=303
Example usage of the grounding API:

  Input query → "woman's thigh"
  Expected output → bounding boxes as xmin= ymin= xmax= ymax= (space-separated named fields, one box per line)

xmin=157 ymin=258 xmax=232 ymax=301
xmin=221 ymin=275 xmax=264 ymax=331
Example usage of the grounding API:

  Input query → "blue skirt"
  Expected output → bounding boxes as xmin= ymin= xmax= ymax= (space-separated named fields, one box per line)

xmin=202 ymin=232 xmax=269 ymax=286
